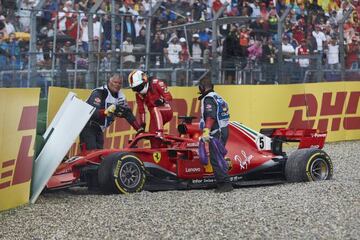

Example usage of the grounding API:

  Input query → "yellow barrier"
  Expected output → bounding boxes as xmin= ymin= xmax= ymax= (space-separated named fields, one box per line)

xmin=216 ymin=82 xmax=360 ymax=142
xmin=0 ymin=88 xmax=40 ymax=211
xmin=48 ymin=82 xmax=360 ymax=155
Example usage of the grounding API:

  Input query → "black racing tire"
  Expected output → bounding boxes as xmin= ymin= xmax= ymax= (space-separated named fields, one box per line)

xmin=285 ymin=148 xmax=333 ymax=182
xmin=98 ymin=154 xmax=118 ymax=194
xmin=98 ymin=152 xmax=146 ymax=194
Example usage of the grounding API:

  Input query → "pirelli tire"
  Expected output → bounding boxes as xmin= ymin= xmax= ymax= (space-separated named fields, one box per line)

xmin=98 ymin=153 xmax=146 ymax=194
xmin=285 ymin=148 xmax=333 ymax=182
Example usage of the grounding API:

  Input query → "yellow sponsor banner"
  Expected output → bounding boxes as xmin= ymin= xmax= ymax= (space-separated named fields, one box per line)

xmin=48 ymin=82 xmax=359 ymax=155
xmin=0 ymin=88 xmax=40 ymax=211
xmin=216 ymin=82 xmax=360 ymax=142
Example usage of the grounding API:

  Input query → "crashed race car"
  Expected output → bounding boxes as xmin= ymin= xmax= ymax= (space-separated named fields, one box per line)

xmin=47 ymin=116 xmax=333 ymax=193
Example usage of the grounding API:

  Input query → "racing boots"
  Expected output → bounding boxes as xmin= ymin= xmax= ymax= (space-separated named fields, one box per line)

xmin=214 ymin=182 xmax=234 ymax=193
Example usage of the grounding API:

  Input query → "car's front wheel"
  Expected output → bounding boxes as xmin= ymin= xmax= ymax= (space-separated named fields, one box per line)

xmin=98 ymin=153 xmax=146 ymax=194
xmin=285 ymin=148 xmax=333 ymax=182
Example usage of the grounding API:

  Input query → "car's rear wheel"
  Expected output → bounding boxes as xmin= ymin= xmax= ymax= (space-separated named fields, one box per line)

xmin=285 ymin=148 xmax=333 ymax=182
xmin=98 ymin=152 xmax=146 ymax=194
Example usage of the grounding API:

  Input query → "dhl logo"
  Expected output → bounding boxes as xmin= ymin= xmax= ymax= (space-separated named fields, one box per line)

xmin=0 ymin=106 xmax=38 ymax=190
xmin=262 ymin=91 xmax=360 ymax=132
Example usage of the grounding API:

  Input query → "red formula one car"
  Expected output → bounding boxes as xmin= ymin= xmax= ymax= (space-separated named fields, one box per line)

xmin=47 ymin=117 xmax=333 ymax=193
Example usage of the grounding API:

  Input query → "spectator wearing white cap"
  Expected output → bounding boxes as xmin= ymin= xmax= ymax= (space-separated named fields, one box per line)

xmin=80 ymin=17 xmax=89 ymax=52
xmin=281 ymin=35 xmax=295 ymax=83
xmin=325 ymin=37 xmax=339 ymax=70
xmin=165 ymin=35 xmax=182 ymax=66
xmin=190 ymin=33 xmax=203 ymax=64
xmin=179 ymin=37 xmax=190 ymax=65
xmin=312 ymin=25 xmax=327 ymax=52
xmin=93 ymin=16 xmax=104 ymax=41
xmin=295 ymin=38 xmax=310 ymax=81
xmin=18 ymin=0 xmax=36 ymax=32
xmin=190 ymin=33 xmax=203 ymax=79
xmin=135 ymin=17 xmax=146 ymax=37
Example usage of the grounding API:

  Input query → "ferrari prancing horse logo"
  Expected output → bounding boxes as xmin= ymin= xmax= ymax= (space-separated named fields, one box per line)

xmin=153 ymin=152 xmax=161 ymax=163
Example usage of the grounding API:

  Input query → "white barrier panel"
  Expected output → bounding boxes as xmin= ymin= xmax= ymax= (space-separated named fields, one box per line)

xmin=43 ymin=92 xmax=77 ymax=139
xmin=30 ymin=93 xmax=95 ymax=203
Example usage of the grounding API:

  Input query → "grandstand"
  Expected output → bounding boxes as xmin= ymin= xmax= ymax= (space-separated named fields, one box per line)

xmin=0 ymin=0 xmax=358 ymax=95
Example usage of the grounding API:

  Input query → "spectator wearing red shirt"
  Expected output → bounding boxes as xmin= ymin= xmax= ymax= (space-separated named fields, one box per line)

xmin=292 ymin=25 xmax=305 ymax=45
xmin=260 ymin=3 xmax=269 ymax=21
xmin=239 ymin=25 xmax=250 ymax=56
xmin=66 ymin=14 xmax=80 ymax=41
xmin=295 ymin=39 xmax=310 ymax=81
xmin=179 ymin=37 xmax=190 ymax=64
xmin=212 ymin=0 xmax=223 ymax=14
xmin=346 ymin=36 xmax=359 ymax=69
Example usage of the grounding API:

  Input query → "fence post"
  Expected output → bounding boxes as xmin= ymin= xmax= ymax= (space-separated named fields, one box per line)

xmin=111 ymin=0 xmax=116 ymax=73
xmin=96 ymin=16 xmax=103 ymax=86
xmin=28 ymin=0 xmax=45 ymax=88
xmin=74 ymin=13 xmax=81 ymax=88
xmin=316 ymin=53 xmax=322 ymax=82
xmin=88 ymin=0 xmax=103 ymax=88
xmin=120 ymin=15 xmax=124 ymax=71
xmin=211 ymin=2 xmax=228 ymax=84
xmin=183 ymin=25 xmax=190 ymax=86
xmin=50 ymin=15 xmax=58 ymax=86
xmin=145 ymin=1 xmax=161 ymax=72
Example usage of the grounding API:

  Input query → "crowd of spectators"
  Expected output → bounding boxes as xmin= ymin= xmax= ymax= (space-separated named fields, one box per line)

xmin=0 ymin=0 xmax=359 ymax=86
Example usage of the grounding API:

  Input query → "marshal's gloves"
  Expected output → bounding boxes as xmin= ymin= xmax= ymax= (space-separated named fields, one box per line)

xmin=154 ymin=99 xmax=165 ymax=107
xmin=201 ymin=128 xmax=211 ymax=142
xmin=114 ymin=105 xmax=127 ymax=117
xmin=104 ymin=104 xmax=116 ymax=116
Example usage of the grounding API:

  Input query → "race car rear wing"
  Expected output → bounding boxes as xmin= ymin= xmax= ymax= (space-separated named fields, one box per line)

xmin=260 ymin=128 xmax=327 ymax=150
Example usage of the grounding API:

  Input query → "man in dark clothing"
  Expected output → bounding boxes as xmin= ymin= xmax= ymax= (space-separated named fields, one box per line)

xmin=123 ymin=15 xmax=136 ymax=40
xmin=150 ymin=32 xmax=167 ymax=67
xmin=192 ymin=0 xmax=207 ymax=21
xmin=222 ymin=25 xmax=241 ymax=83
xmin=198 ymin=74 xmax=233 ymax=193
xmin=308 ymin=0 xmax=323 ymax=14
xmin=261 ymin=37 xmax=277 ymax=83
xmin=80 ymin=74 xmax=144 ymax=150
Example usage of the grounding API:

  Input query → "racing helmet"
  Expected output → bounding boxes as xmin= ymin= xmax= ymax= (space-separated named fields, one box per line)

xmin=128 ymin=70 xmax=149 ymax=94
